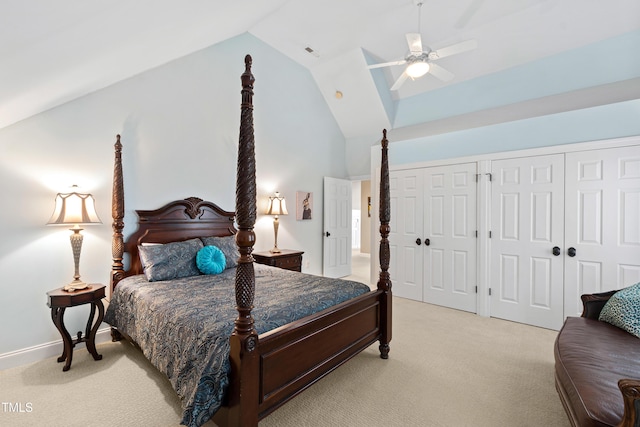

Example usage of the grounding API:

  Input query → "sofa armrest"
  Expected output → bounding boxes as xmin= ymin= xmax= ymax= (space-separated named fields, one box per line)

xmin=619 ymin=379 xmax=640 ymax=427
xmin=580 ymin=290 xmax=618 ymax=319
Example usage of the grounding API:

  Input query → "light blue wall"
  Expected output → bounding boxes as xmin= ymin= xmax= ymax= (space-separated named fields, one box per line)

xmin=363 ymin=50 xmax=397 ymax=126
xmin=0 ymin=33 xmax=345 ymax=356
xmin=344 ymin=30 xmax=640 ymax=176
xmin=390 ymin=98 xmax=640 ymax=165
xmin=394 ymin=30 xmax=640 ymax=128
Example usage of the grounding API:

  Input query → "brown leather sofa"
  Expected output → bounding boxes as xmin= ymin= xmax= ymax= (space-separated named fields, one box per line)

xmin=554 ymin=291 xmax=640 ymax=427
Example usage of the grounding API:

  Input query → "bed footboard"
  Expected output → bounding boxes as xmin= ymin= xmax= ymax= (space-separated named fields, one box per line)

xmin=214 ymin=290 xmax=385 ymax=426
xmin=257 ymin=290 xmax=384 ymax=417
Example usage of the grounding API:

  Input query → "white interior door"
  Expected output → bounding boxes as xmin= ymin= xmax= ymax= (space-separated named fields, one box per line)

xmin=423 ymin=163 xmax=478 ymax=313
xmin=490 ymin=154 xmax=565 ymax=330
xmin=323 ymin=177 xmax=352 ymax=278
xmin=389 ymin=169 xmax=424 ymax=301
xmin=564 ymin=146 xmax=640 ymax=317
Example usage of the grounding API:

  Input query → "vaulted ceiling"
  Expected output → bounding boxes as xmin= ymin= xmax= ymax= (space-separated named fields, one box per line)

xmin=3 ymin=0 xmax=640 ymax=138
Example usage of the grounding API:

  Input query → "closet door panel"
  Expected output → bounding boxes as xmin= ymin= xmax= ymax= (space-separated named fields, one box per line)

xmin=389 ymin=169 xmax=424 ymax=301
xmin=424 ymin=163 xmax=477 ymax=313
xmin=452 ymin=250 xmax=468 ymax=293
xmin=490 ymin=154 xmax=565 ymax=330
xmin=531 ymin=257 xmax=552 ymax=307
xmin=499 ymin=254 xmax=519 ymax=302
xmin=564 ymin=146 xmax=640 ymax=317
xmin=428 ymin=248 xmax=444 ymax=290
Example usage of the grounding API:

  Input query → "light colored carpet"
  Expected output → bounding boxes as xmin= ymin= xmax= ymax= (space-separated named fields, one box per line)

xmin=0 ymin=296 xmax=569 ymax=427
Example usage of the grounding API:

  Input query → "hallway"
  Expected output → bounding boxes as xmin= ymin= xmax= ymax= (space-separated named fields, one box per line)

xmin=344 ymin=251 xmax=373 ymax=289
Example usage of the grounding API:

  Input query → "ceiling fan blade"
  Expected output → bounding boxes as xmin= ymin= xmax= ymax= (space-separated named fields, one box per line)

xmin=406 ymin=33 xmax=423 ymax=54
xmin=368 ymin=59 xmax=407 ymax=69
xmin=454 ymin=0 xmax=485 ymax=28
xmin=390 ymin=70 xmax=409 ymax=91
xmin=429 ymin=39 xmax=477 ymax=60
xmin=428 ymin=63 xmax=455 ymax=82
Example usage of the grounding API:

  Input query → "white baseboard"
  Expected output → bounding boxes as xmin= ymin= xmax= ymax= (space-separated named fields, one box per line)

xmin=0 ymin=327 xmax=112 ymax=371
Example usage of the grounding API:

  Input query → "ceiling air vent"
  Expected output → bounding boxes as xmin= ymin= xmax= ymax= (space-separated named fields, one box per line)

xmin=305 ymin=46 xmax=320 ymax=58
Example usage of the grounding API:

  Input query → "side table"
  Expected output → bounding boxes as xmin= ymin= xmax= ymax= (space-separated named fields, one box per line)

xmin=46 ymin=284 xmax=105 ymax=371
xmin=253 ymin=249 xmax=304 ymax=272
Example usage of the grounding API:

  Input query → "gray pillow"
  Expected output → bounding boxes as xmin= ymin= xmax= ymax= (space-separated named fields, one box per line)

xmin=138 ymin=238 xmax=203 ymax=281
xmin=200 ymin=235 xmax=239 ymax=269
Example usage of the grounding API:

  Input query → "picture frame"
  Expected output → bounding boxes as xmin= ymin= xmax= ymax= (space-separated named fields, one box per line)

xmin=296 ymin=191 xmax=313 ymax=220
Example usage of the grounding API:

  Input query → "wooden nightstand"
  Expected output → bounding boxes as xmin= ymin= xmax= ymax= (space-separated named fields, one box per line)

xmin=46 ymin=284 xmax=105 ymax=371
xmin=253 ymin=249 xmax=304 ymax=272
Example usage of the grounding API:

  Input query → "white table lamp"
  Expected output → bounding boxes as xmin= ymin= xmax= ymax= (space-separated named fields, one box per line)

xmin=48 ymin=186 xmax=102 ymax=291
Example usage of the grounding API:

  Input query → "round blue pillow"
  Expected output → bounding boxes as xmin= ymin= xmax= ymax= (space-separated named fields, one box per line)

xmin=196 ymin=245 xmax=226 ymax=275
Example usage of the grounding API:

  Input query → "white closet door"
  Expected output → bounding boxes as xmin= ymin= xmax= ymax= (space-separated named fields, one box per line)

xmin=564 ymin=146 xmax=640 ymax=317
xmin=423 ymin=163 xmax=478 ymax=313
xmin=490 ymin=154 xmax=565 ymax=330
xmin=389 ymin=169 xmax=424 ymax=301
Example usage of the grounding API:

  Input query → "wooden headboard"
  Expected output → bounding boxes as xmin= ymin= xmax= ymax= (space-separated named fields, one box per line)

xmin=110 ymin=189 xmax=236 ymax=290
xmin=128 ymin=197 xmax=235 ymax=276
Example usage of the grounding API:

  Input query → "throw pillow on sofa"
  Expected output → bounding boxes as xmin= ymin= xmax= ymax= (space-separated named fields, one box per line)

xmin=599 ymin=282 xmax=640 ymax=338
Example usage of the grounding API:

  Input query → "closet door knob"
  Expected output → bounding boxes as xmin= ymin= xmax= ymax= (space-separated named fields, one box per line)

xmin=424 ymin=238 xmax=430 ymax=246
xmin=567 ymin=247 xmax=576 ymax=257
xmin=552 ymin=246 xmax=561 ymax=256
xmin=325 ymin=231 xmax=331 ymax=237
xmin=416 ymin=238 xmax=422 ymax=245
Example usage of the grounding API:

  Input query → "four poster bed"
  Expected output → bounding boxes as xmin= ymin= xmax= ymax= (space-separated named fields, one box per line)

xmin=104 ymin=55 xmax=392 ymax=427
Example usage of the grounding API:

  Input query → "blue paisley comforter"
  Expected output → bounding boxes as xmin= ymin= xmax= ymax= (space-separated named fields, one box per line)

xmin=104 ymin=264 xmax=370 ymax=427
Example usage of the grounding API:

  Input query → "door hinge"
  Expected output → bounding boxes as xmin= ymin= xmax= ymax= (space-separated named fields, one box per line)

xmin=476 ymin=173 xmax=480 ymax=182
xmin=489 ymin=231 xmax=492 ymax=238
xmin=489 ymin=288 xmax=492 ymax=296
xmin=475 ymin=230 xmax=478 ymax=238
xmin=475 ymin=286 xmax=478 ymax=294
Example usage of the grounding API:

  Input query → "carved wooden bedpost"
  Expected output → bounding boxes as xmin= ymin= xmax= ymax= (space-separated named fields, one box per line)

xmin=110 ymin=135 xmax=125 ymax=342
xmin=111 ymin=134 xmax=125 ymax=294
xmin=377 ymin=129 xmax=392 ymax=359
xmin=227 ymin=54 xmax=260 ymax=427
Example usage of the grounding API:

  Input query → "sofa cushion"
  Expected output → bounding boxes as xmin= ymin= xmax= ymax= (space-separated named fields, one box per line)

xmin=555 ymin=316 xmax=640 ymax=426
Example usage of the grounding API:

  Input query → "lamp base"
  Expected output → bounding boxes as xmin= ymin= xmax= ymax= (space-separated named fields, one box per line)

xmin=63 ymin=280 xmax=89 ymax=292
xmin=270 ymin=216 xmax=281 ymax=254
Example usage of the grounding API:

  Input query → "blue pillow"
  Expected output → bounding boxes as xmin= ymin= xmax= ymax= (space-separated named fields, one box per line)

xmin=599 ymin=282 xmax=640 ymax=338
xmin=200 ymin=235 xmax=239 ymax=269
xmin=196 ymin=245 xmax=226 ymax=275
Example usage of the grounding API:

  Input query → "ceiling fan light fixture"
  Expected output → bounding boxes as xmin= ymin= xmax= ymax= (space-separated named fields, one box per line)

xmin=406 ymin=61 xmax=430 ymax=78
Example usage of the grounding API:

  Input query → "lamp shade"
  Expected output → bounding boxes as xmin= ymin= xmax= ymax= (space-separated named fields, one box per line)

xmin=266 ymin=192 xmax=288 ymax=216
xmin=47 ymin=191 xmax=102 ymax=226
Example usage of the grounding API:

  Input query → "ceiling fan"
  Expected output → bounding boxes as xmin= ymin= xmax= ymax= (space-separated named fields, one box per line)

xmin=368 ymin=0 xmax=478 ymax=91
